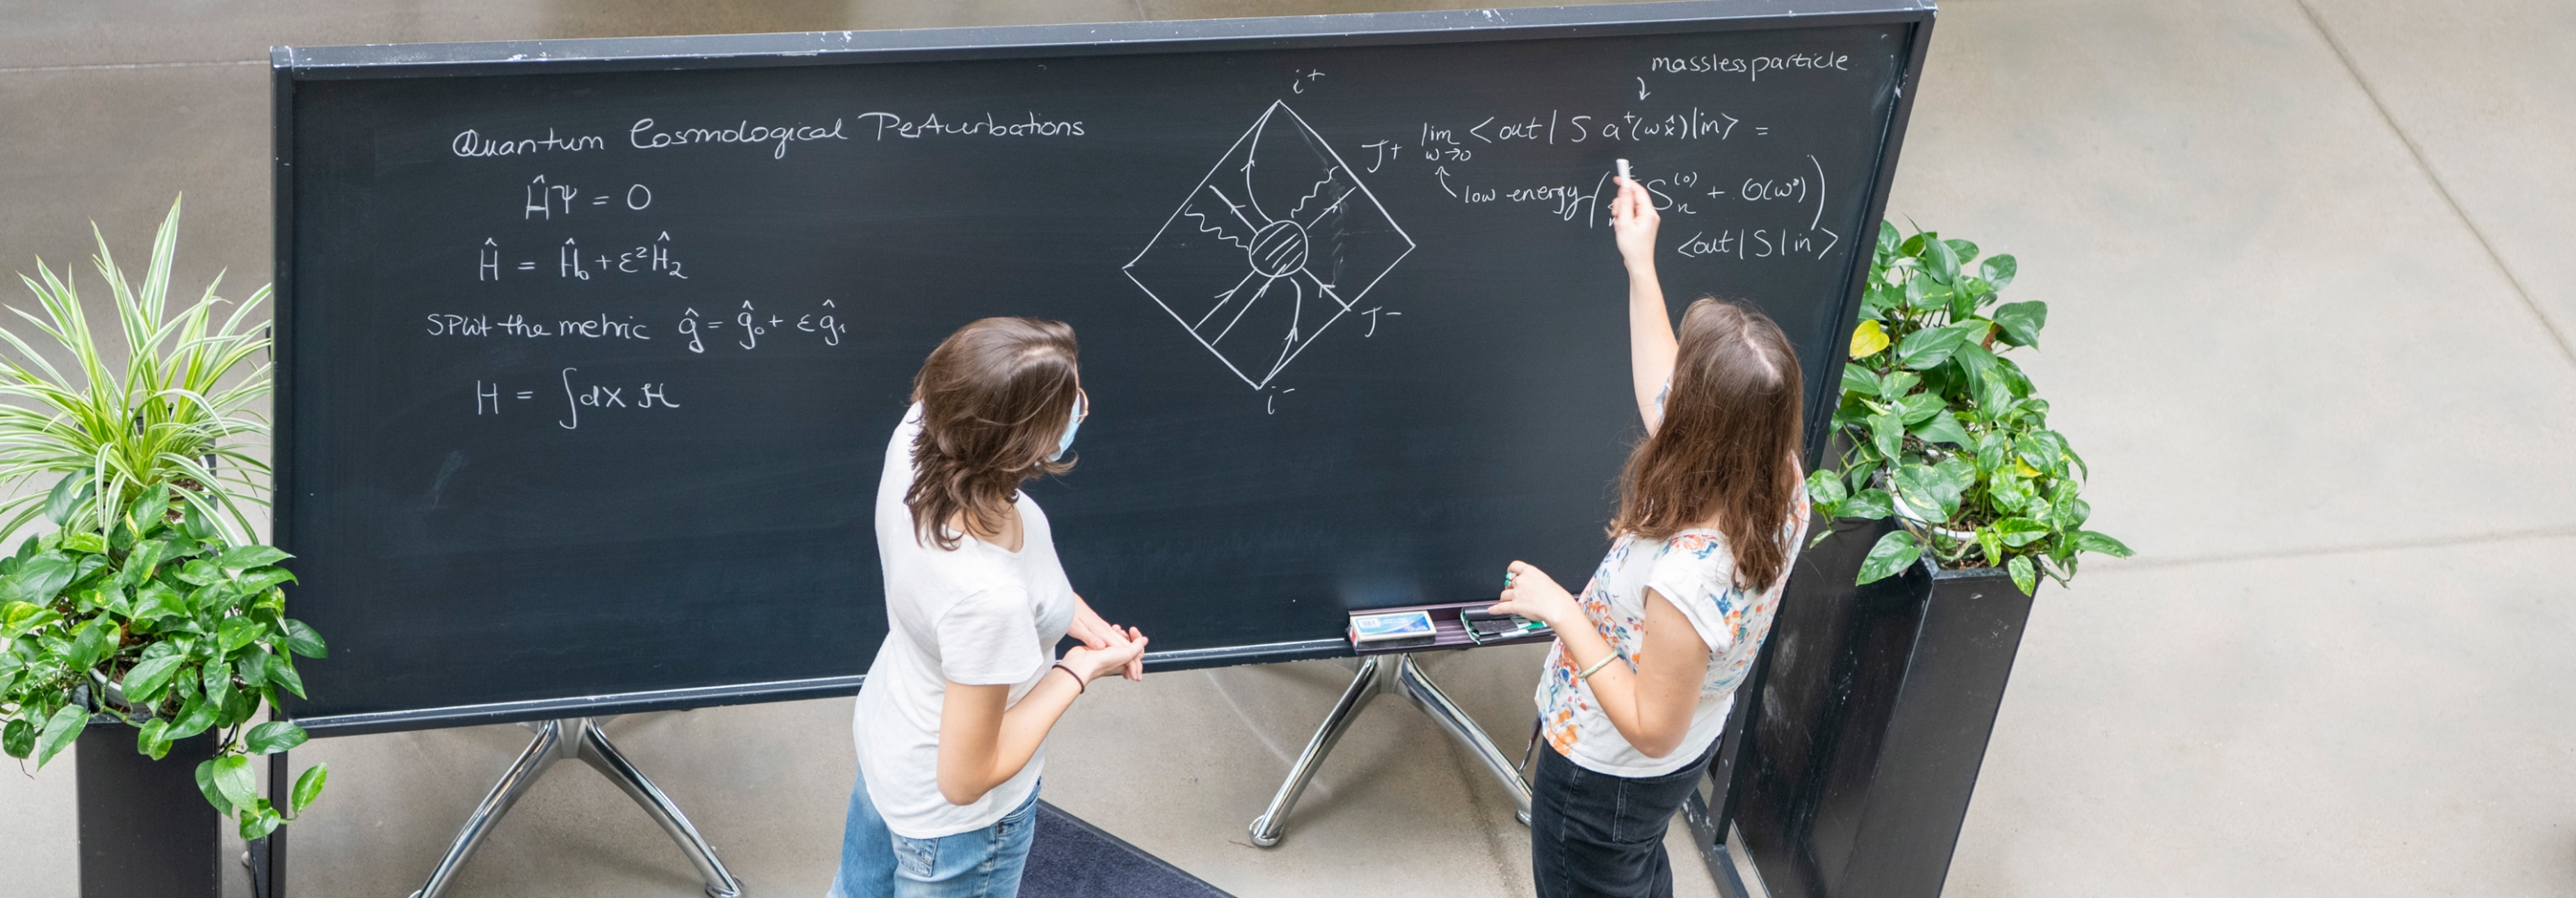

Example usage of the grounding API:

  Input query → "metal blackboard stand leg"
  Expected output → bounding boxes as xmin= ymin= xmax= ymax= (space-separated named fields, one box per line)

xmin=1249 ymin=654 xmax=1533 ymax=846
xmin=408 ymin=717 xmax=742 ymax=898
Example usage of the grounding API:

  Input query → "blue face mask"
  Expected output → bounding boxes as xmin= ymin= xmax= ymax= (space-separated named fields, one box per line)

xmin=1050 ymin=392 xmax=1087 ymax=462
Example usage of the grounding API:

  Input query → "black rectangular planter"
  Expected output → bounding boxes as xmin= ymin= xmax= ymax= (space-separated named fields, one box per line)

xmin=1723 ymin=517 xmax=2035 ymax=898
xmin=76 ymin=721 xmax=222 ymax=898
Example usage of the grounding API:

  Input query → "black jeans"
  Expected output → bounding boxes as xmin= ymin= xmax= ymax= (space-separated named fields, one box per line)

xmin=1530 ymin=741 xmax=1714 ymax=898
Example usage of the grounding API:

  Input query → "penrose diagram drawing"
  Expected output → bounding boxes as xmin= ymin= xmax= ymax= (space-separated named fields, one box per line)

xmin=1125 ymin=101 xmax=1415 ymax=390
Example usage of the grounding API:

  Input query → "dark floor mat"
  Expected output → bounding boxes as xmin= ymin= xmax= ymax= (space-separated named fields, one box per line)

xmin=1023 ymin=801 xmax=1235 ymax=898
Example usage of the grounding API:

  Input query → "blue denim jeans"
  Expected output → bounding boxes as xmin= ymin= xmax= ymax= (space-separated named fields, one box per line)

xmin=826 ymin=766 xmax=1038 ymax=898
xmin=1529 ymin=741 xmax=1716 ymax=898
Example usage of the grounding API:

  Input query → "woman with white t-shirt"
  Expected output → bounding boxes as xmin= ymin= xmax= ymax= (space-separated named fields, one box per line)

xmin=831 ymin=317 xmax=1149 ymax=898
xmin=1487 ymin=176 xmax=1809 ymax=898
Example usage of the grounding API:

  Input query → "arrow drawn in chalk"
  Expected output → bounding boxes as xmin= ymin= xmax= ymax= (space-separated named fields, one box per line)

xmin=1637 ymin=77 xmax=1651 ymax=100
xmin=1435 ymin=166 xmax=1458 ymax=198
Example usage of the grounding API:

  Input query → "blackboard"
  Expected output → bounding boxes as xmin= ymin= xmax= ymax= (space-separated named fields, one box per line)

xmin=271 ymin=0 xmax=1933 ymax=735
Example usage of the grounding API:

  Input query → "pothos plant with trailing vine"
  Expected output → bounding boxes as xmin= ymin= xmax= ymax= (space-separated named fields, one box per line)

xmin=1804 ymin=222 xmax=2132 ymax=594
xmin=0 ymin=198 xmax=326 ymax=839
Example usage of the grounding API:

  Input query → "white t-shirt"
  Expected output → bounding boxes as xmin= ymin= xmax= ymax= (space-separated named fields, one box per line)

xmin=1534 ymin=496 xmax=1809 ymax=778
xmin=853 ymin=402 xmax=1076 ymax=839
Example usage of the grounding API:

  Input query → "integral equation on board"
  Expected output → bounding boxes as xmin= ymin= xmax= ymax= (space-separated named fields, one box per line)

xmin=445 ymin=172 xmax=852 ymax=428
xmin=422 ymin=47 xmax=1866 ymax=422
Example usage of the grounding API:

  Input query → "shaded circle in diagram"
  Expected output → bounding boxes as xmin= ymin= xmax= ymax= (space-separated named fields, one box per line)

xmin=1249 ymin=220 xmax=1310 ymax=277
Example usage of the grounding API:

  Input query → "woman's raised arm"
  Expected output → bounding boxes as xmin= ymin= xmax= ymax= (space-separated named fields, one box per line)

xmin=1612 ymin=175 xmax=1678 ymax=435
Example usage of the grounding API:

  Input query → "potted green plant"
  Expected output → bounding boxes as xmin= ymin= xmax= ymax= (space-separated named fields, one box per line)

xmin=0 ymin=199 xmax=327 ymax=897
xmin=1721 ymin=223 xmax=2131 ymax=898
xmin=1806 ymin=222 xmax=2131 ymax=592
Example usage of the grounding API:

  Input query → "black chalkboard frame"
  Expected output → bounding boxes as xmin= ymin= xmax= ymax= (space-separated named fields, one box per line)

xmin=270 ymin=0 xmax=1936 ymax=736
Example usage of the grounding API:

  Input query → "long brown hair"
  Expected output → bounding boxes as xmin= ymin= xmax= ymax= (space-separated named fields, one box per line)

xmin=905 ymin=318 xmax=1082 ymax=551
xmin=1609 ymin=298 xmax=1805 ymax=589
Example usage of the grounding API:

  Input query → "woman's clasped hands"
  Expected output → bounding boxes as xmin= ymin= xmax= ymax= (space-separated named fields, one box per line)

xmin=1065 ymin=603 xmax=1148 ymax=683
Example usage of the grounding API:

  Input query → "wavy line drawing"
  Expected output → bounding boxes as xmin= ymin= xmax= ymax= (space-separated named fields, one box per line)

xmin=1124 ymin=100 xmax=1416 ymax=390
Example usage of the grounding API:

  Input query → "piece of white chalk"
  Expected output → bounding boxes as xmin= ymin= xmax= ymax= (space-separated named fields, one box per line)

xmin=1616 ymin=158 xmax=1631 ymax=180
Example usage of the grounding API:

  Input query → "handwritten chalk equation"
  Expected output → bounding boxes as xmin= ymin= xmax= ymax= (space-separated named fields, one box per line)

xmin=1711 ymin=156 xmax=1828 ymax=214
xmin=676 ymin=301 xmax=846 ymax=354
xmin=477 ymin=233 xmax=687 ymax=282
xmin=1673 ymin=227 xmax=1842 ymax=261
xmin=1402 ymin=114 xmax=1838 ymax=250
xmin=1361 ymin=102 xmax=1812 ymax=232
xmin=1400 ymin=107 xmax=1758 ymax=162
xmin=1672 ymin=154 xmax=1841 ymax=260
xmin=520 ymin=174 xmax=654 ymax=219
xmin=471 ymin=370 xmax=679 ymax=429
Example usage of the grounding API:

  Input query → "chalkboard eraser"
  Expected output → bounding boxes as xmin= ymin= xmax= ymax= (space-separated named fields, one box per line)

xmin=1350 ymin=610 xmax=1436 ymax=644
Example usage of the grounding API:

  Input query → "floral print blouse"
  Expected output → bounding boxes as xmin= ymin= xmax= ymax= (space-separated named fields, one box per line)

xmin=1534 ymin=496 xmax=1809 ymax=777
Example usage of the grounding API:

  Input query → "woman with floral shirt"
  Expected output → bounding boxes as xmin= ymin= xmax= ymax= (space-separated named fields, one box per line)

xmin=1487 ymin=175 xmax=1809 ymax=898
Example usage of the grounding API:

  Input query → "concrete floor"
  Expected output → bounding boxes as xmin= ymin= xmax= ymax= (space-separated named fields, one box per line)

xmin=249 ymin=647 xmax=1651 ymax=898
xmin=4 ymin=0 xmax=2574 ymax=895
